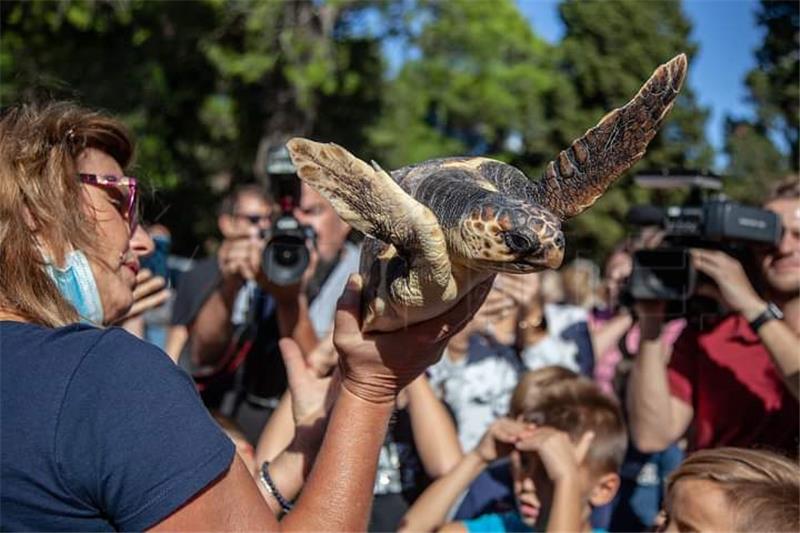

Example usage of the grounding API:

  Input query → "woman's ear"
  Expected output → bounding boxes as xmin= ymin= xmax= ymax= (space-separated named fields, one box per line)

xmin=589 ymin=472 xmax=620 ymax=507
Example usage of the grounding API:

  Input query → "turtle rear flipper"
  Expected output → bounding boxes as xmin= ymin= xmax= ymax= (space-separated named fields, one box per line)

xmin=286 ymin=138 xmax=457 ymax=305
xmin=535 ymin=53 xmax=688 ymax=219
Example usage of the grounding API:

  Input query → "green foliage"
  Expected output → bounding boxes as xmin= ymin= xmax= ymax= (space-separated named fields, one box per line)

xmin=723 ymin=119 xmax=789 ymax=202
xmin=722 ymin=0 xmax=797 ymax=203
xmin=743 ymin=0 xmax=798 ymax=170
xmin=3 ymin=0 xmax=727 ymax=263
xmin=368 ymin=0 xmax=568 ymax=169
xmin=556 ymin=0 xmax=714 ymax=261
xmin=1 ymin=0 xmax=384 ymax=254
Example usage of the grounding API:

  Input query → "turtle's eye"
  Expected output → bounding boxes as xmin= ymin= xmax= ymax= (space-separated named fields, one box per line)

xmin=503 ymin=232 xmax=539 ymax=254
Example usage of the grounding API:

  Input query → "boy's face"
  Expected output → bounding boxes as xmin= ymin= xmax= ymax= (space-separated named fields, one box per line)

xmin=510 ymin=447 xmax=592 ymax=528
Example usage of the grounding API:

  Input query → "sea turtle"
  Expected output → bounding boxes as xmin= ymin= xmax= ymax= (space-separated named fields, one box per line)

xmin=288 ymin=54 xmax=687 ymax=332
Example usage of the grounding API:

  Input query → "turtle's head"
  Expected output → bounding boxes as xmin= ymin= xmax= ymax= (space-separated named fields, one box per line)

xmin=457 ymin=198 xmax=565 ymax=273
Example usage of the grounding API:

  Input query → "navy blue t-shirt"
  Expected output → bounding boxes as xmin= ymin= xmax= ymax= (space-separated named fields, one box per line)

xmin=0 ymin=322 xmax=235 ymax=531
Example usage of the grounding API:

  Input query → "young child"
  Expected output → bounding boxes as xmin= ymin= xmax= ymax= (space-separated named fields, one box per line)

xmin=400 ymin=371 xmax=627 ymax=532
xmin=658 ymin=447 xmax=800 ymax=532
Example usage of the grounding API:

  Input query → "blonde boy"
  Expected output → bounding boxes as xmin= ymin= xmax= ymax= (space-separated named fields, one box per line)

xmin=401 ymin=372 xmax=626 ymax=532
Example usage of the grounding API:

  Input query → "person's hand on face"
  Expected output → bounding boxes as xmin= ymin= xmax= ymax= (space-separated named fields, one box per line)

xmin=514 ymin=426 xmax=594 ymax=484
xmin=217 ymin=226 xmax=266 ymax=285
xmin=116 ymin=268 xmax=171 ymax=323
xmin=690 ymin=249 xmax=765 ymax=319
xmin=475 ymin=417 xmax=533 ymax=464
xmin=333 ymin=274 xmax=494 ymax=404
xmin=493 ymin=273 xmax=541 ymax=311
xmin=604 ymin=252 xmax=632 ymax=310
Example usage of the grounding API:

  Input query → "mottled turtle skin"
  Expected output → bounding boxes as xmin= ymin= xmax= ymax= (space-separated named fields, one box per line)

xmin=288 ymin=54 xmax=687 ymax=331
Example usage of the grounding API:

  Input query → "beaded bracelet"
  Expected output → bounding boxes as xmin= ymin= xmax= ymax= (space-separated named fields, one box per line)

xmin=259 ymin=461 xmax=294 ymax=514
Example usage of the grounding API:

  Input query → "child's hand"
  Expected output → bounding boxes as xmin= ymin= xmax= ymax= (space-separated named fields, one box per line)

xmin=475 ymin=418 xmax=532 ymax=464
xmin=515 ymin=427 xmax=595 ymax=483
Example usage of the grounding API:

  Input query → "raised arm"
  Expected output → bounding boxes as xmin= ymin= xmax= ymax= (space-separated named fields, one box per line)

xmin=152 ymin=274 xmax=492 ymax=531
xmin=406 ymin=375 xmax=463 ymax=477
xmin=400 ymin=418 xmax=528 ymax=533
xmin=626 ymin=301 xmax=693 ymax=453
xmin=691 ymin=248 xmax=799 ymax=399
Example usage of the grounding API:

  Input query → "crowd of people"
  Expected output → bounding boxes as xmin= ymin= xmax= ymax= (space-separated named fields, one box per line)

xmin=1 ymin=101 xmax=798 ymax=532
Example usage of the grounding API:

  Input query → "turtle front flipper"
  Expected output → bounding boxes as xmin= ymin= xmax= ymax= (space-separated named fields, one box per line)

xmin=534 ymin=53 xmax=688 ymax=219
xmin=286 ymin=138 xmax=458 ymax=309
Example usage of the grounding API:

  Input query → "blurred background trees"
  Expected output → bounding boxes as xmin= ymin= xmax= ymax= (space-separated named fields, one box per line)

xmin=2 ymin=0 xmax=797 ymax=260
xmin=724 ymin=0 xmax=798 ymax=201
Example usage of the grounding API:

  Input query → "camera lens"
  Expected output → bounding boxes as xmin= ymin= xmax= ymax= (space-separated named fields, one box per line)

xmin=275 ymin=243 xmax=300 ymax=266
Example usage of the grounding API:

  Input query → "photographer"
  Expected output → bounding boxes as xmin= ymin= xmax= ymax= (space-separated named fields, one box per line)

xmin=627 ymin=179 xmax=800 ymax=456
xmin=172 ymin=163 xmax=356 ymax=442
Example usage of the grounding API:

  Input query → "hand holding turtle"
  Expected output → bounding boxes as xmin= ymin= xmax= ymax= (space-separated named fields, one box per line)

xmin=334 ymin=273 xmax=494 ymax=404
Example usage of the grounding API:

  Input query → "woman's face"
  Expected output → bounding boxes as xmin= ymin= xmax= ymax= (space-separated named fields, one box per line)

xmin=76 ymin=148 xmax=148 ymax=323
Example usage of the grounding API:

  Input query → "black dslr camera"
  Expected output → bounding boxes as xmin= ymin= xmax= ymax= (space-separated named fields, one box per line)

xmin=261 ymin=146 xmax=315 ymax=286
xmin=625 ymin=172 xmax=781 ymax=315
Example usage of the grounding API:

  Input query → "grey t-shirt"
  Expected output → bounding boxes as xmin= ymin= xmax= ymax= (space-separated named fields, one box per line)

xmin=308 ymin=242 xmax=361 ymax=338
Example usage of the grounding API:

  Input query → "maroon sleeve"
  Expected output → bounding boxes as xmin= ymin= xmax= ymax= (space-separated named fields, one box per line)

xmin=667 ymin=327 xmax=697 ymax=406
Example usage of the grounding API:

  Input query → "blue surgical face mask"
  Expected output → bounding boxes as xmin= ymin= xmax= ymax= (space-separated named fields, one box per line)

xmin=44 ymin=250 xmax=105 ymax=325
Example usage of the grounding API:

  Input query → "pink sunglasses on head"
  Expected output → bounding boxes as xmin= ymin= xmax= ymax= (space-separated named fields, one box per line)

xmin=78 ymin=173 xmax=139 ymax=232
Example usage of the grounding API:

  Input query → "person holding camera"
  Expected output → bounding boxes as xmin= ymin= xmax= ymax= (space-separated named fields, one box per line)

xmin=168 ymin=184 xmax=303 ymax=439
xmin=170 ymin=164 xmax=357 ymax=442
xmin=627 ymin=179 xmax=800 ymax=457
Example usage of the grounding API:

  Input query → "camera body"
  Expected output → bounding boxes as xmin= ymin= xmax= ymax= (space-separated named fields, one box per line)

xmin=261 ymin=146 xmax=315 ymax=286
xmin=625 ymin=173 xmax=782 ymax=315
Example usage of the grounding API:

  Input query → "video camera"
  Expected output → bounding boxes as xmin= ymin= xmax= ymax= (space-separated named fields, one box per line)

xmin=261 ymin=145 xmax=315 ymax=286
xmin=625 ymin=172 xmax=781 ymax=314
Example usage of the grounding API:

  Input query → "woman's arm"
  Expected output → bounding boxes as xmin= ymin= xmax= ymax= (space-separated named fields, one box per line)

xmin=406 ymin=375 xmax=463 ymax=477
xmin=150 ymin=384 xmax=394 ymax=532
xmin=152 ymin=274 xmax=493 ymax=531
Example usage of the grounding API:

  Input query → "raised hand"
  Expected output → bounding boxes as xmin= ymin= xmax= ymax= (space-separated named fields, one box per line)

xmin=279 ymin=338 xmax=339 ymax=430
xmin=691 ymin=248 xmax=765 ymax=320
xmin=217 ymin=226 xmax=265 ymax=284
xmin=116 ymin=268 xmax=170 ymax=325
xmin=515 ymin=427 xmax=594 ymax=483
xmin=475 ymin=417 xmax=532 ymax=464
xmin=334 ymin=274 xmax=493 ymax=404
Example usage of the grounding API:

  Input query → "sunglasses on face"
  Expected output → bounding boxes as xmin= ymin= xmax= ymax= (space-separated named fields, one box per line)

xmin=79 ymin=173 xmax=138 ymax=232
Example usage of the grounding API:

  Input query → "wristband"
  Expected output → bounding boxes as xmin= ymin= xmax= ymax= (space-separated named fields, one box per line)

xmin=748 ymin=301 xmax=784 ymax=333
xmin=259 ymin=461 xmax=294 ymax=513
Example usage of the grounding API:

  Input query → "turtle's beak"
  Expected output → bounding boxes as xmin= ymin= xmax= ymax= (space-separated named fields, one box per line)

xmin=516 ymin=230 xmax=564 ymax=270
xmin=543 ymin=240 xmax=565 ymax=269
